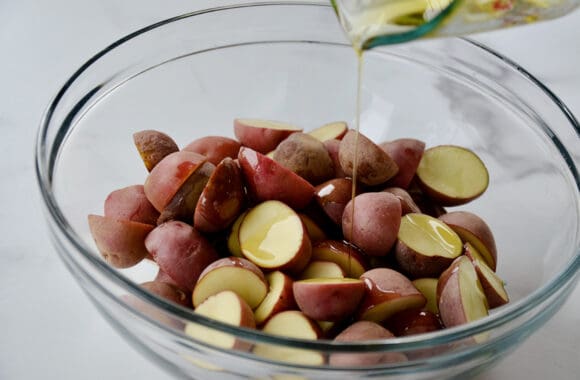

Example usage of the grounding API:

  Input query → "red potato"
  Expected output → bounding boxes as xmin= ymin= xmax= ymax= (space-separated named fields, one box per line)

xmin=380 ymin=138 xmax=426 ymax=189
xmin=339 ymin=130 xmax=399 ymax=186
xmin=464 ymin=243 xmax=508 ymax=308
xmin=227 ymin=211 xmax=247 ymax=257
xmin=311 ymin=240 xmax=368 ymax=278
xmin=253 ymin=310 xmax=323 ymax=365
xmin=299 ymin=213 xmax=327 ymax=243
xmin=314 ymin=178 xmax=354 ymax=225
xmin=308 ymin=121 xmax=348 ymax=142
xmin=238 ymin=200 xmax=312 ymax=274
xmin=87 ymin=215 xmax=154 ymax=268
xmin=254 ymin=271 xmax=297 ymax=325
xmin=323 ymin=139 xmax=347 ymax=178
xmin=144 ymin=220 xmax=219 ymax=292
xmin=342 ymin=192 xmax=402 ymax=256
xmin=133 ymin=130 xmax=179 ymax=172
xmin=358 ymin=268 xmax=426 ymax=323
xmin=439 ymin=211 xmax=498 ymax=271
xmin=104 ymin=184 xmax=159 ymax=225
xmin=185 ymin=290 xmax=256 ymax=351
xmin=416 ymin=145 xmax=489 ymax=206
xmin=300 ymin=260 xmax=345 ymax=280
xmin=406 ymin=180 xmax=447 ymax=217
xmin=193 ymin=157 xmax=245 ymax=233
xmin=238 ymin=147 xmax=315 ymax=210
xmin=411 ymin=278 xmax=439 ymax=314
xmin=234 ymin=118 xmax=302 ymax=154
xmin=157 ymin=160 xmax=215 ymax=224
xmin=143 ymin=150 xmax=208 ymax=212
xmin=140 ymin=281 xmax=191 ymax=308
xmin=293 ymin=278 xmax=366 ymax=321
xmin=273 ymin=132 xmax=335 ymax=185
xmin=382 ymin=187 xmax=421 ymax=215
xmin=182 ymin=136 xmax=241 ymax=165
xmin=192 ymin=256 xmax=268 ymax=309
xmin=437 ymin=256 xmax=489 ymax=329
xmin=395 ymin=213 xmax=463 ymax=278
xmin=385 ymin=309 xmax=443 ymax=337
xmin=329 ymin=321 xmax=407 ymax=366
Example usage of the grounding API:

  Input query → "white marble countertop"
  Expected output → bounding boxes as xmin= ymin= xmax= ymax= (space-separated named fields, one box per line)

xmin=1 ymin=1 xmax=578 ymax=379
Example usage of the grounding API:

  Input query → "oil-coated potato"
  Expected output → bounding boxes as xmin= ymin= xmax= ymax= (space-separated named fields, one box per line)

xmin=194 ymin=157 xmax=245 ymax=233
xmin=342 ymin=192 xmax=402 ymax=256
xmin=238 ymin=147 xmax=314 ymax=210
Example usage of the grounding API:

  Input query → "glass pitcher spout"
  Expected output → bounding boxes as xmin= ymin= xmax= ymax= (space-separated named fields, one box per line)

xmin=331 ymin=0 xmax=580 ymax=51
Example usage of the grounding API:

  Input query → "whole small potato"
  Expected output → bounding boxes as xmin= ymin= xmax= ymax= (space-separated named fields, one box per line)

xmin=342 ymin=192 xmax=402 ymax=256
xmin=183 ymin=136 xmax=241 ymax=166
xmin=339 ymin=130 xmax=398 ymax=186
xmin=273 ymin=132 xmax=334 ymax=185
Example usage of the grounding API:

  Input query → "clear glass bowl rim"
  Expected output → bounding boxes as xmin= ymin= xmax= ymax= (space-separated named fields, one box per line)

xmin=35 ymin=0 xmax=580 ymax=353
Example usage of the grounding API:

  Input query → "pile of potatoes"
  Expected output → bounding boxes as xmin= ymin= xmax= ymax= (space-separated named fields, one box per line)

xmin=88 ymin=118 xmax=509 ymax=365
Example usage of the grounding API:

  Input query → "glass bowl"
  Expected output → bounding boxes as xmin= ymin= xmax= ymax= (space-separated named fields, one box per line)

xmin=35 ymin=2 xmax=579 ymax=379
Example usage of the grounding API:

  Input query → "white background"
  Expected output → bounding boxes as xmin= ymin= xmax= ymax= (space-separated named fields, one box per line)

xmin=1 ymin=1 xmax=578 ymax=379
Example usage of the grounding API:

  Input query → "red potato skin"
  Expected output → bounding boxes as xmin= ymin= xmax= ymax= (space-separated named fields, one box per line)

xmin=140 ymin=281 xmax=191 ymax=308
xmin=314 ymin=178 xmax=354 ymax=225
xmin=464 ymin=244 xmax=508 ymax=308
xmin=380 ymin=138 xmax=426 ymax=189
xmin=144 ymin=221 xmax=219 ymax=292
xmin=329 ymin=321 xmax=407 ymax=366
xmin=293 ymin=280 xmax=366 ymax=322
xmin=133 ymin=130 xmax=179 ymax=172
xmin=144 ymin=150 xmax=208 ymax=212
xmin=394 ymin=240 xmax=457 ymax=279
xmin=157 ymin=161 xmax=215 ymax=225
xmin=104 ymin=184 xmax=159 ymax=225
xmin=273 ymin=133 xmax=335 ymax=185
xmin=439 ymin=211 xmax=498 ymax=271
xmin=382 ymin=187 xmax=421 ymax=215
xmin=255 ymin=271 xmax=297 ymax=325
xmin=234 ymin=119 xmax=301 ymax=154
xmin=197 ymin=256 xmax=266 ymax=285
xmin=237 ymin=147 xmax=315 ymax=210
xmin=342 ymin=192 xmax=402 ymax=256
xmin=182 ymin=136 xmax=241 ymax=166
xmin=385 ymin=309 xmax=443 ymax=337
xmin=339 ymin=130 xmax=399 ymax=186
xmin=88 ymin=215 xmax=154 ymax=268
xmin=194 ymin=157 xmax=245 ymax=233
xmin=358 ymin=268 xmax=426 ymax=322
xmin=407 ymin=180 xmax=447 ymax=218
xmin=323 ymin=139 xmax=347 ymax=178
